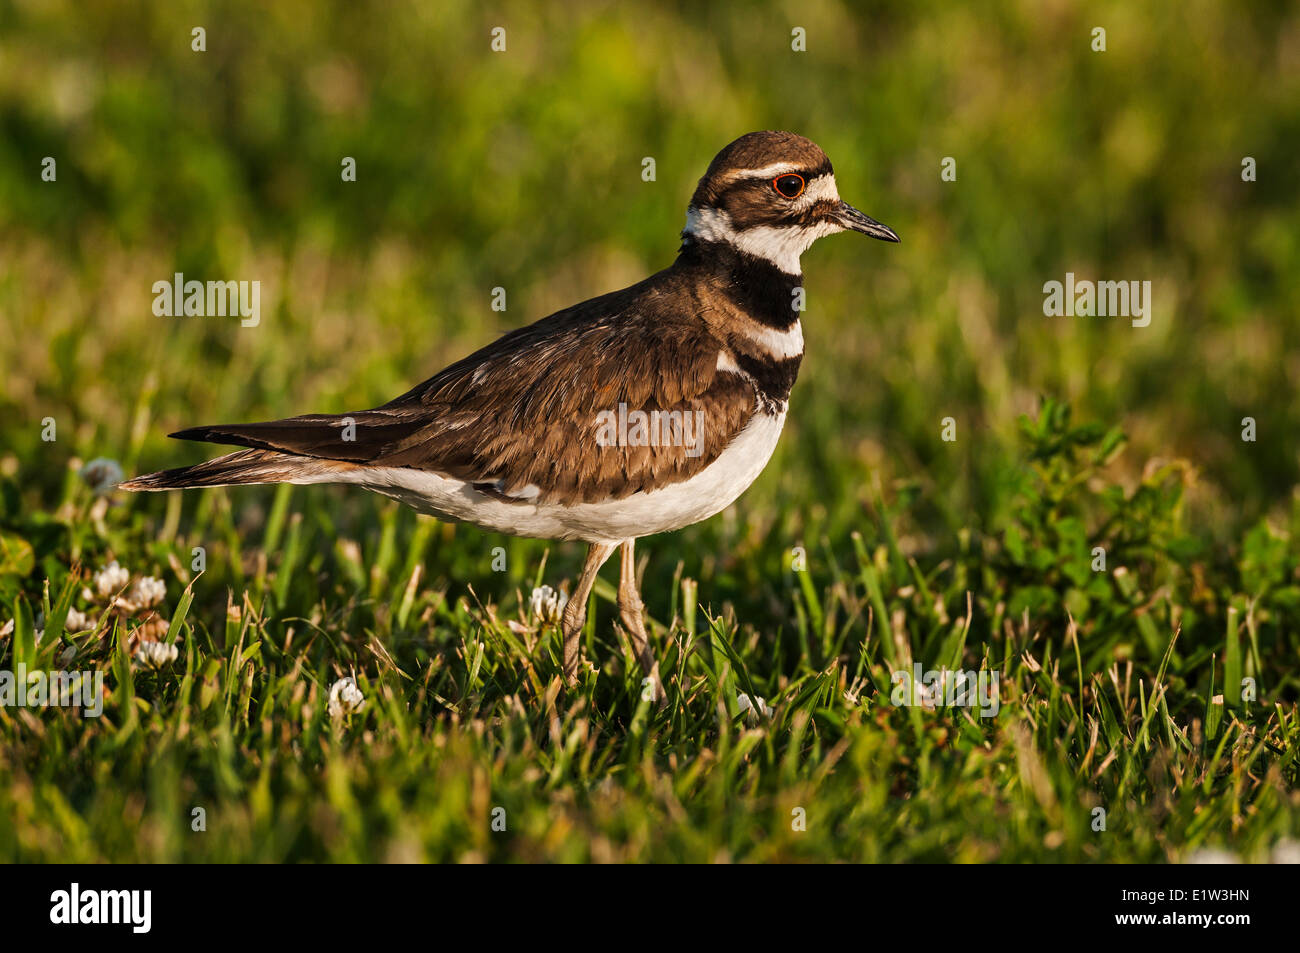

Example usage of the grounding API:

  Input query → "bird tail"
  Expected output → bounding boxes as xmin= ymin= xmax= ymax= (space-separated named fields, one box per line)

xmin=121 ymin=409 xmax=434 ymax=492
xmin=120 ymin=448 xmax=353 ymax=492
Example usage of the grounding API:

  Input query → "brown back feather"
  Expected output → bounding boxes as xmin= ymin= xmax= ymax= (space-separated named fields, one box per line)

xmin=168 ymin=266 xmax=761 ymax=505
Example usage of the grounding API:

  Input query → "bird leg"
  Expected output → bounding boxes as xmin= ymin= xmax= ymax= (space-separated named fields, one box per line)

xmin=561 ymin=542 xmax=616 ymax=687
xmin=617 ymin=539 xmax=665 ymax=704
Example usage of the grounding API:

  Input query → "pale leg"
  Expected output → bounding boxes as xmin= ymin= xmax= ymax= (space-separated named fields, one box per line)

xmin=561 ymin=542 xmax=617 ymax=686
xmin=617 ymin=539 xmax=665 ymax=704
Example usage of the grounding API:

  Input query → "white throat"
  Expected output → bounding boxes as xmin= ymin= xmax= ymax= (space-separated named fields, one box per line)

xmin=682 ymin=174 xmax=845 ymax=275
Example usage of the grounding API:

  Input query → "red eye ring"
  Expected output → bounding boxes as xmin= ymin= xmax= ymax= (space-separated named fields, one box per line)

xmin=772 ymin=173 xmax=806 ymax=199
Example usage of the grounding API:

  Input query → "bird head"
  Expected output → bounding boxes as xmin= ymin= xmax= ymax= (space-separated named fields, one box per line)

xmin=682 ymin=130 xmax=899 ymax=275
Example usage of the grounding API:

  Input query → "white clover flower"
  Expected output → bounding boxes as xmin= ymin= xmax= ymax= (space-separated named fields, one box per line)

xmin=328 ymin=676 xmax=366 ymax=718
xmin=64 ymin=607 xmax=91 ymax=632
xmin=134 ymin=640 xmax=179 ymax=670
xmin=1270 ymin=839 xmax=1300 ymax=864
xmin=80 ymin=457 xmax=124 ymax=495
xmin=130 ymin=576 xmax=166 ymax=608
xmin=737 ymin=693 xmax=774 ymax=725
xmin=917 ymin=677 xmax=941 ymax=709
xmin=93 ymin=561 xmax=130 ymax=598
xmin=528 ymin=585 xmax=568 ymax=625
xmin=1184 ymin=847 xmax=1239 ymax=864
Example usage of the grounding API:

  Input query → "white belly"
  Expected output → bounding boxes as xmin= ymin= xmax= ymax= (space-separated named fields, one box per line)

xmin=319 ymin=410 xmax=787 ymax=543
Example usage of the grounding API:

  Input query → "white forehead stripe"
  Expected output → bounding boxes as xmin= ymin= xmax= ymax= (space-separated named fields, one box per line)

xmin=714 ymin=165 xmax=838 ymax=198
xmin=723 ymin=161 xmax=806 ymax=182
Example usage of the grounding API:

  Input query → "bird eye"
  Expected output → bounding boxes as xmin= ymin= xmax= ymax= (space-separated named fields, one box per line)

xmin=772 ymin=173 xmax=806 ymax=199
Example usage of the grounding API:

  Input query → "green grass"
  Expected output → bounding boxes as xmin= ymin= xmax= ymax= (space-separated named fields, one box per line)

xmin=1 ymin=0 xmax=1298 ymax=862
xmin=1 ymin=401 xmax=1297 ymax=862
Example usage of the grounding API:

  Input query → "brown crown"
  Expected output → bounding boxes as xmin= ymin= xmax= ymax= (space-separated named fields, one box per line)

xmin=690 ymin=131 xmax=833 ymax=206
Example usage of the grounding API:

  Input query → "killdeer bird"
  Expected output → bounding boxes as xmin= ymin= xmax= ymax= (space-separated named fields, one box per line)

xmin=123 ymin=131 xmax=898 ymax=702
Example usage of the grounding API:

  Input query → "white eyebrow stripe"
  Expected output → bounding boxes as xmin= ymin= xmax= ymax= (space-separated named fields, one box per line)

xmin=717 ymin=163 xmax=837 ymax=185
xmin=792 ymin=173 xmax=841 ymax=210
xmin=735 ymin=161 xmax=806 ymax=180
xmin=714 ymin=162 xmax=835 ymax=188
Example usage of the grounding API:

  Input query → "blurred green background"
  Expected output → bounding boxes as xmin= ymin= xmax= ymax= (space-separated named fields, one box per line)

xmin=1 ymin=0 xmax=1298 ymax=551
xmin=2 ymin=0 xmax=1300 ymax=865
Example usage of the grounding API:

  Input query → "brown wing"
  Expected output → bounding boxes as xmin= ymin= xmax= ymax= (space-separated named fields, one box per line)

xmin=171 ymin=276 xmax=758 ymax=505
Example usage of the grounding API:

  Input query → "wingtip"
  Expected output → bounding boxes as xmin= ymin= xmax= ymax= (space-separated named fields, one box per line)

xmin=117 ymin=477 xmax=152 ymax=492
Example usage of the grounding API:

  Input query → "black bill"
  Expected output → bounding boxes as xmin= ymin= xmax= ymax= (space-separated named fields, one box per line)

xmin=837 ymin=202 xmax=900 ymax=242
